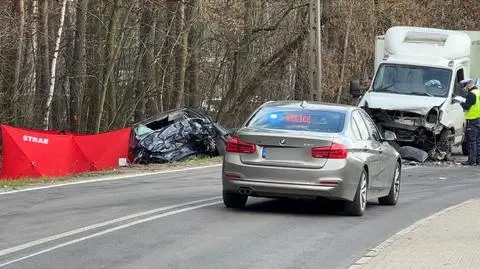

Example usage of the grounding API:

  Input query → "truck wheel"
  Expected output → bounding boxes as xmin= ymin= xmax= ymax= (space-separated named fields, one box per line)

xmin=439 ymin=129 xmax=453 ymax=161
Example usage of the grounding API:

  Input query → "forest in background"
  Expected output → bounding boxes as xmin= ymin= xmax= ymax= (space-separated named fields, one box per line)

xmin=1 ymin=0 xmax=479 ymax=132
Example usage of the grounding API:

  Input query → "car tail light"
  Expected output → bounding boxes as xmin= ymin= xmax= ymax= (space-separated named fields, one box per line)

xmin=226 ymin=136 xmax=256 ymax=154
xmin=311 ymin=143 xmax=348 ymax=159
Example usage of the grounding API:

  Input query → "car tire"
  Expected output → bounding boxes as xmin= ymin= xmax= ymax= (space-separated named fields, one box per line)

xmin=378 ymin=162 xmax=401 ymax=206
xmin=344 ymin=169 xmax=368 ymax=216
xmin=215 ymin=138 xmax=227 ymax=156
xmin=223 ymin=191 xmax=247 ymax=209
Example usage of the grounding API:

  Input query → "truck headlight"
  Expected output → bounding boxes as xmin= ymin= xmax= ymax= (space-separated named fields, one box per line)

xmin=426 ymin=107 xmax=439 ymax=123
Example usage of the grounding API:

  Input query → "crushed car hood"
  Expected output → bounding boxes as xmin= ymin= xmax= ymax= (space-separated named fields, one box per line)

xmin=361 ymin=92 xmax=446 ymax=115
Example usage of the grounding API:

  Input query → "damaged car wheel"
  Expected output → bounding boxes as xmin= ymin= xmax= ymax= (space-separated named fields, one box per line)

xmin=439 ymin=129 xmax=454 ymax=161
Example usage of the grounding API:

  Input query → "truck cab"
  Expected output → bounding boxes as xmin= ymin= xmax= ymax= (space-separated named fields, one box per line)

xmin=350 ymin=26 xmax=480 ymax=160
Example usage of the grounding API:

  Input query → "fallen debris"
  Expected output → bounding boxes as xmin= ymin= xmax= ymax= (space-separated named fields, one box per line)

xmin=398 ymin=146 xmax=429 ymax=163
xmin=131 ymin=108 xmax=232 ymax=164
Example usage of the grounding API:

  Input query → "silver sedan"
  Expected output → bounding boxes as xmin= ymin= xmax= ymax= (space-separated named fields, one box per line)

xmin=222 ymin=101 xmax=401 ymax=216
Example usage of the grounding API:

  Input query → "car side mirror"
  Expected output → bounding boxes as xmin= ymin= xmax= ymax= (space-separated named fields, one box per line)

xmin=350 ymin=80 xmax=367 ymax=98
xmin=383 ymin=130 xmax=397 ymax=141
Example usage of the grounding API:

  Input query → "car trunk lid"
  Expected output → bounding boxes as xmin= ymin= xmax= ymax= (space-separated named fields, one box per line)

xmin=237 ymin=128 xmax=337 ymax=169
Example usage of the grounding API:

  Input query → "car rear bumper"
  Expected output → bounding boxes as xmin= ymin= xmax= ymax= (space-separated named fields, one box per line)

xmin=222 ymin=156 xmax=362 ymax=202
xmin=223 ymin=179 xmax=353 ymax=201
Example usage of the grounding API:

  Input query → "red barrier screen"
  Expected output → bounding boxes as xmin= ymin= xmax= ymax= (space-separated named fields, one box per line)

xmin=1 ymin=125 xmax=131 ymax=179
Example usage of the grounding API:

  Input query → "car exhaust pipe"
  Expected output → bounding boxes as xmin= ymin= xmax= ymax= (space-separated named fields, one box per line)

xmin=238 ymin=187 xmax=252 ymax=195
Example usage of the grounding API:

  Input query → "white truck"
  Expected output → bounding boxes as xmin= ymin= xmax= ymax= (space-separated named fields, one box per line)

xmin=350 ymin=26 xmax=480 ymax=160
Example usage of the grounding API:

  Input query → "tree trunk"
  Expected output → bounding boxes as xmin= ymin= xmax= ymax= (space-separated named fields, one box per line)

xmin=34 ymin=0 xmax=50 ymax=128
xmin=335 ymin=2 xmax=353 ymax=104
xmin=13 ymin=0 xmax=26 ymax=125
xmin=85 ymin=0 xmax=105 ymax=133
xmin=24 ymin=0 xmax=39 ymax=126
xmin=185 ymin=0 xmax=200 ymax=109
xmin=294 ymin=5 xmax=308 ymax=100
xmin=134 ymin=0 xmax=155 ymax=121
xmin=216 ymin=0 xmax=256 ymax=120
xmin=43 ymin=0 xmax=68 ymax=129
xmin=145 ymin=17 xmax=158 ymax=116
xmin=94 ymin=0 xmax=120 ymax=133
xmin=158 ymin=1 xmax=178 ymax=111
xmin=70 ymin=0 xmax=88 ymax=131
xmin=94 ymin=0 xmax=133 ymax=133
xmin=173 ymin=0 xmax=188 ymax=109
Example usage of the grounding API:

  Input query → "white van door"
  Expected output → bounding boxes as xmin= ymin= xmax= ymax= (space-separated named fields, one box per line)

xmin=440 ymin=68 xmax=466 ymax=145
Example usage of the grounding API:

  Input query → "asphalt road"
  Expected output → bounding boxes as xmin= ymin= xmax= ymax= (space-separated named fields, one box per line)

xmin=0 ymin=164 xmax=479 ymax=269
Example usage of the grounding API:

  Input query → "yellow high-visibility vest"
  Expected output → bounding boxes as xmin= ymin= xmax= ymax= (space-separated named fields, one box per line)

xmin=465 ymin=89 xmax=480 ymax=120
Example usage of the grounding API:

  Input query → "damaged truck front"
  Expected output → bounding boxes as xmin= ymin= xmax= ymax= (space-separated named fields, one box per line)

xmin=350 ymin=26 xmax=480 ymax=161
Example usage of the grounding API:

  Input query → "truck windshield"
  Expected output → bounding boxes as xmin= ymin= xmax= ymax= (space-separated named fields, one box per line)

xmin=372 ymin=64 xmax=452 ymax=98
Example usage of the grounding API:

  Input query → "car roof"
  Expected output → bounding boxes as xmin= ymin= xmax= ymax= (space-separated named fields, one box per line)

xmin=260 ymin=100 xmax=357 ymax=113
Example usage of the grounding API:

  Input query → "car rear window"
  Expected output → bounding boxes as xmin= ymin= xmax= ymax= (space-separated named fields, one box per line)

xmin=246 ymin=107 xmax=346 ymax=133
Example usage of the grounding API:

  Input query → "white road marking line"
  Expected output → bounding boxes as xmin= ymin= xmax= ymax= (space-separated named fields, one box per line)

xmin=0 ymin=196 xmax=221 ymax=258
xmin=0 ymin=164 xmax=222 ymax=196
xmin=0 ymin=200 xmax=222 ymax=268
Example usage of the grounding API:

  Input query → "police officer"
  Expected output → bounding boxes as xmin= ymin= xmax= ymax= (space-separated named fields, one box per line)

xmin=460 ymin=78 xmax=480 ymax=165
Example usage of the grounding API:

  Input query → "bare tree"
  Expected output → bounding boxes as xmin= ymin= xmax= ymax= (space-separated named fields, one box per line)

xmin=1 ymin=0 xmax=480 ymax=132
xmin=69 ymin=0 xmax=89 ymax=131
xmin=13 ymin=0 xmax=26 ymax=124
xmin=134 ymin=0 xmax=156 ymax=121
xmin=43 ymin=0 xmax=68 ymax=129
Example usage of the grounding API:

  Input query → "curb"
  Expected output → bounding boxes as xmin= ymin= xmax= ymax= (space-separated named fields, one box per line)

xmin=348 ymin=199 xmax=475 ymax=269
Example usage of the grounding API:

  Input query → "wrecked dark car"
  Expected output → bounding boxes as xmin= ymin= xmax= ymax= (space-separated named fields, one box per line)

xmin=131 ymin=108 xmax=232 ymax=164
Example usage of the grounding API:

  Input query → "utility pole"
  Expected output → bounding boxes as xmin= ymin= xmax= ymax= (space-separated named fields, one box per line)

xmin=309 ymin=0 xmax=322 ymax=101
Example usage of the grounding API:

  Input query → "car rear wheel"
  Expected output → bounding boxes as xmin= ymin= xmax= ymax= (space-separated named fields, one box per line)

xmin=223 ymin=191 xmax=247 ymax=209
xmin=378 ymin=162 xmax=401 ymax=206
xmin=344 ymin=169 xmax=368 ymax=216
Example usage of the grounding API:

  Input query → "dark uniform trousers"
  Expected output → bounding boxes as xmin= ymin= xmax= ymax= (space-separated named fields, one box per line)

xmin=466 ymin=118 xmax=480 ymax=164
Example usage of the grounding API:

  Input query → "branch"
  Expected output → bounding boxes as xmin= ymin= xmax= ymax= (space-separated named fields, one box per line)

xmin=251 ymin=3 xmax=309 ymax=34
xmin=220 ymin=30 xmax=308 ymax=123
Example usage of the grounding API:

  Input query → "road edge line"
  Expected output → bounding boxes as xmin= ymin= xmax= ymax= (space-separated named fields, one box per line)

xmin=0 ymin=164 xmax=222 ymax=196
xmin=347 ymin=198 xmax=476 ymax=269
